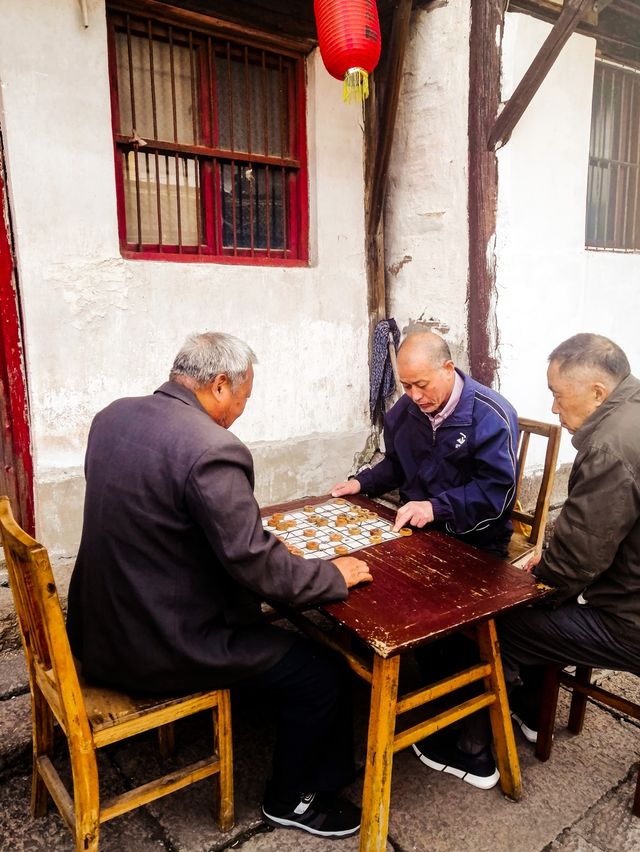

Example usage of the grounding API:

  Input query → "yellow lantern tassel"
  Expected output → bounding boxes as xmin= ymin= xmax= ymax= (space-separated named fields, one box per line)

xmin=343 ymin=67 xmax=370 ymax=103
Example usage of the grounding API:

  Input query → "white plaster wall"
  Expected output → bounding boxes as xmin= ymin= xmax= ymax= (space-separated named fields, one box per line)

xmin=0 ymin=0 xmax=371 ymax=554
xmin=495 ymin=12 xmax=640 ymax=471
xmin=384 ymin=0 xmax=471 ymax=362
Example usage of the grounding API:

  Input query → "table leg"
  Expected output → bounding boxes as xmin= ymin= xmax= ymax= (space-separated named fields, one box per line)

xmin=476 ymin=618 xmax=522 ymax=801
xmin=359 ymin=654 xmax=400 ymax=852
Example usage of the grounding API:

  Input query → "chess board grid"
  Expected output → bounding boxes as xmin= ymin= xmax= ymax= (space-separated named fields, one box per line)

xmin=263 ymin=499 xmax=403 ymax=559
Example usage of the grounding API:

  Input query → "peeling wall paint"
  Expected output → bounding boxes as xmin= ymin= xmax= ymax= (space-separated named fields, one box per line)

xmin=0 ymin=0 xmax=372 ymax=554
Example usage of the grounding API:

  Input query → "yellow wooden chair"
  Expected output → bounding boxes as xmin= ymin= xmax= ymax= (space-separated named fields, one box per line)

xmin=0 ymin=496 xmax=234 ymax=851
xmin=508 ymin=418 xmax=562 ymax=566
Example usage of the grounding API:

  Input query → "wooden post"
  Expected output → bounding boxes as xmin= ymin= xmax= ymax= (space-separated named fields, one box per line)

xmin=467 ymin=0 xmax=504 ymax=386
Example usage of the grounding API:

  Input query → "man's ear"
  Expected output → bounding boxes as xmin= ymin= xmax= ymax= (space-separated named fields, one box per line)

xmin=593 ymin=381 xmax=610 ymax=406
xmin=211 ymin=373 xmax=230 ymax=398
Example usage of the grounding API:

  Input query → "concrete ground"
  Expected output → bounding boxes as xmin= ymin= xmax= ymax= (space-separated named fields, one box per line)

xmin=0 ymin=644 xmax=638 ymax=852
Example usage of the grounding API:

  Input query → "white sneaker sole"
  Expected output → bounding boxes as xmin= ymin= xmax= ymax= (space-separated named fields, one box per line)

xmin=412 ymin=744 xmax=500 ymax=790
xmin=511 ymin=712 xmax=538 ymax=744
xmin=261 ymin=807 xmax=360 ymax=837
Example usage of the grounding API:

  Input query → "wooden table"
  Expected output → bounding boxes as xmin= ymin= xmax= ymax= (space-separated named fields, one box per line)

xmin=263 ymin=495 xmax=551 ymax=852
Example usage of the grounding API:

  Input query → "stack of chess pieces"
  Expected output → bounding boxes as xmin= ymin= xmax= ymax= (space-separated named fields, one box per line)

xmin=266 ymin=498 xmax=412 ymax=558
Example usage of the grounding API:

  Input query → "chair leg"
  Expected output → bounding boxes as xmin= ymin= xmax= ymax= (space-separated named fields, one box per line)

xmin=567 ymin=666 xmax=593 ymax=734
xmin=535 ymin=665 xmax=560 ymax=762
xmin=633 ymin=767 xmax=640 ymax=818
xmin=30 ymin=686 xmax=55 ymax=817
xmin=213 ymin=690 xmax=234 ymax=832
xmin=158 ymin=722 xmax=176 ymax=759
xmin=69 ymin=737 xmax=100 ymax=852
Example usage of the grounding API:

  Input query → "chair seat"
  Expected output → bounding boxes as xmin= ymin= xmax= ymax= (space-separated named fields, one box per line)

xmin=507 ymin=532 xmax=535 ymax=566
xmin=79 ymin=677 xmax=221 ymax=734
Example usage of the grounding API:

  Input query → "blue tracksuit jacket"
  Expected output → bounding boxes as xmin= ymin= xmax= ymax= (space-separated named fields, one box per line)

xmin=356 ymin=370 xmax=518 ymax=555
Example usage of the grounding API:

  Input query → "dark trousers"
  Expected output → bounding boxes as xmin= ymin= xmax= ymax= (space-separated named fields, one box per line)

xmin=234 ymin=635 xmax=355 ymax=804
xmin=444 ymin=602 xmax=640 ymax=751
xmin=499 ymin=602 xmax=640 ymax=679
xmin=497 ymin=602 xmax=640 ymax=725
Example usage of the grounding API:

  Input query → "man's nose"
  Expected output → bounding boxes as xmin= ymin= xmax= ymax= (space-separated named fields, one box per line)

xmin=551 ymin=399 xmax=559 ymax=415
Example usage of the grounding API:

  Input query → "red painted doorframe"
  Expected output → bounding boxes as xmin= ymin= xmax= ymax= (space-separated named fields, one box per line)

xmin=0 ymin=145 xmax=34 ymax=535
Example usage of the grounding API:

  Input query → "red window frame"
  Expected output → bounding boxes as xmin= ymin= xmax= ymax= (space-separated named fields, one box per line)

xmin=106 ymin=2 xmax=309 ymax=265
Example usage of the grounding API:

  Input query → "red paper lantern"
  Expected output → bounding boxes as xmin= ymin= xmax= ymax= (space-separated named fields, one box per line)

xmin=314 ymin=0 xmax=382 ymax=102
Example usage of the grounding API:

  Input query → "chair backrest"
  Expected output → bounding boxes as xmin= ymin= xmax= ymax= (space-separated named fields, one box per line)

xmin=0 ymin=496 xmax=90 ymax=739
xmin=513 ymin=418 xmax=562 ymax=549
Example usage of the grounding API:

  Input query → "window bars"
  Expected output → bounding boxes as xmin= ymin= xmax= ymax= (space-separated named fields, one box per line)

xmin=108 ymin=8 xmax=306 ymax=261
xmin=586 ymin=59 xmax=640 ymax=252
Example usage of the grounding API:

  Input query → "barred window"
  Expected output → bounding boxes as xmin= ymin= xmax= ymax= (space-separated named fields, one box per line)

xmin=585 ymin=59 xmax=640 ymax=252
xmin=107 ymin=4 xmax=308 ymax=263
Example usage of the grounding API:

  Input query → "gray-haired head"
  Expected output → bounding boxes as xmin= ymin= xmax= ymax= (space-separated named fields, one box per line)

xmin=170 ymin=332 xmax=257 ymax=389
xmin=549 ymin=333 xmax=630 ymax=387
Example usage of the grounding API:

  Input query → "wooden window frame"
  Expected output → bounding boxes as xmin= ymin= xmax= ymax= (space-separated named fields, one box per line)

xmin=585 ymin=57 xmax=640 ymax=253
xmin=107 ymin=1 xmax=309 ymax=266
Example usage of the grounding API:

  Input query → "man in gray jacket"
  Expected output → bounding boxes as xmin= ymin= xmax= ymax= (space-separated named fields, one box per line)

xmin=502 ymin=332 xmax=640 ymax=741
xmin=411 ymin=332 xmax=640 ymax=786
xmin=67 ymin=331 xmax=372 ymax=838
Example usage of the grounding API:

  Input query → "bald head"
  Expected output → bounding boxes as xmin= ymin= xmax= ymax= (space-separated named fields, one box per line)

xmin=398 ymin=332 xmax=453 ymax=368
xmin=397 ymin=332 xmax=456 ymax=415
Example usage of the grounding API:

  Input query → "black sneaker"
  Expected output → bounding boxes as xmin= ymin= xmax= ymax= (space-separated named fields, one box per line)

xmin=412 ymin=737 xmax=500 ymax=790
xmin=509 ymin=691 xmax=539 ymax=744
xmin=262 ymin=791 xmax=360 ymax=837
xmin=511 ymin=711 xmax=538 ymax=744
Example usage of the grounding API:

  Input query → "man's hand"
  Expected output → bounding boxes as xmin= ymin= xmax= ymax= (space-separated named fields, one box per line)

xmin=393 ymin=500 xmax=434 ymax=532
xmin=332 ymin=556 xmax=373 ymax=588
xmin=331 ymin=479 xmax=361 ymax=498
xmin=523 ymin=553 xmax=542 ymax=574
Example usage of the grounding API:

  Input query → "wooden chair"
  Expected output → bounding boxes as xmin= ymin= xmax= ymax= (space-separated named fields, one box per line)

xmin=508 ymin=418 xmax=562 ymax=566
xmin=535 ymin=664 xmax=640 ymax=817
xmin=0 ymin=496 xmax=234 ymax=851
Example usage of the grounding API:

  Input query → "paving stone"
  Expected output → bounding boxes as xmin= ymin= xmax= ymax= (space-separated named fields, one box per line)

xmin=383 ymin=689 xmax=640 ymax=852
xmin=0 ymin=659 xmax=638 ymax=851
xmin=0 ymin=756 xmax=171 ymax=851
xmin=547 ymin=834 xmax=605 ymax=851
xmin=0 ymin=692 xmax=33 ymax=776
xmin=0 ymin=648 xmax=28 ymax=698
xmin=567 ymin=773 xmax=640 ymax=852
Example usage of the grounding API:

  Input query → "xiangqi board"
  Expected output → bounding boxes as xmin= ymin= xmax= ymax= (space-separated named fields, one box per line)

xmin=263 ymin=498 xmax=412 ymax=559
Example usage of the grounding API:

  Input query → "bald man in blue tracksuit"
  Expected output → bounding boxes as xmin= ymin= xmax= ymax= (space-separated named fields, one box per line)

xmin=332 ymin=332 xmax=518 ymax=558
xmin=332 ymin=331 xmax=519 ymax=789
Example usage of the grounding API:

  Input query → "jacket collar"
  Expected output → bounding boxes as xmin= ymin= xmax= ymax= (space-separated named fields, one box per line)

xmin=408 ymin=369 xmax=474 ymax=427
xmin=572 ymin=373 xmax=640 ymax=450
xmin=154 ymin=380 xmax=208 ymax=415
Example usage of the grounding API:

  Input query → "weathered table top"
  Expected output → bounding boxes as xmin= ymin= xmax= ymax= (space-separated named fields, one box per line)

xmin=264 ymin=494 xmax=551 ymax=658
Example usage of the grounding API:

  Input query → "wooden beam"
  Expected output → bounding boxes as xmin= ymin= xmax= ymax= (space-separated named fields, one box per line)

xmin=467 ymin=0 xmax=504 ymax=386
xmin=367 ymin=0 xmax=414 ymax=243
xmin=488 ymin=0 xmax=597 ymax=151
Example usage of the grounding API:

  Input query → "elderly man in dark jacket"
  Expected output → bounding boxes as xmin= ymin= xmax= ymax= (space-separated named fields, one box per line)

xmin=502 ymin=333 xmax=640 ymax=742
xmin=67 ymin=331 xmax=372 ymax=839
xmin=332 ymin=331 xmax=519 ymax=557
xmin=333 ymin=330 xmax=519 ymax=790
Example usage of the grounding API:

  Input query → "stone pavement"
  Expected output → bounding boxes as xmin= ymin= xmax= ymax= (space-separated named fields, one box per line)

xmin=0 ymin=645 xmax=639 ymax=852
